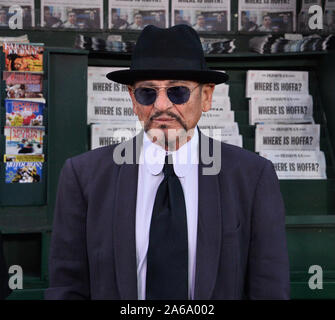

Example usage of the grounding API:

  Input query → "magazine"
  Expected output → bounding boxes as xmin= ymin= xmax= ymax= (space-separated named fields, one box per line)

xmin=4 ymin=126 xmax=45 ymax=154
xmin=109 ymin=0 xmax=168 ymax=30
xmin=5 ymin=99 xmax=44 ymax=126
xmin=5 ymin=161 xmax=42 ymax=183
xmin=4 ymin=72 xmax=43 ymax=99
xmin=4 ymin=154 xmax=44 ymax=162
xmin=3 ymin=42 xmax=44 ymax=72
xmin=41 ymin=0 xmax=103 ymax=29
xmin=171 ymin=0 xmax=231 ymax=32
xmin=238 ymin=0 xmax=296 ymax=33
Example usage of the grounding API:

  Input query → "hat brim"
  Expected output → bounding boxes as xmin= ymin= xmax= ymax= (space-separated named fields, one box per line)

xmin=106 ymin=69 xmax=229 ymax=85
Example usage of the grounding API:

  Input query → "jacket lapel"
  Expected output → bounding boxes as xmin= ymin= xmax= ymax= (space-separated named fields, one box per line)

xmin=113 ymin=133 xmax=143 ymax=299
xmin=194 ymin=131 xmax=222 ymax=300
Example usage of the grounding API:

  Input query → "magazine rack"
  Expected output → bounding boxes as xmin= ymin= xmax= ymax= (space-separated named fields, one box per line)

xmin=0 ymin=49 xmax=48 ymax=206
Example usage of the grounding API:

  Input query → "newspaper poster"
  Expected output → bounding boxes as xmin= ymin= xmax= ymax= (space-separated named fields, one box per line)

xmin=325 ymin=0 xmax=335 ymax=33
xmin=249 ymin=95 xmax=314 ymax=125
xmin=0 ymin=0 xmax=35 ymax=28
xmin=199 ymin=122 xmax=239 ymax=135
xmin=298 ymin=0 xmax=321 ymax=32
xmin=246 ymin=70 xmax=309 ymax=97
xmin=255 ymin=124 xmax=320 ymax=152
xmin=212 ymin=96 xmax=231 ymax=111
xmin=5 ymin=99 xmax=44 ymax=126
xmin=260 ymin=150 xmax=327 ymax=179
xmin=87 ymin=66 xmax=138 ymax=124
xmin=171 ymin=0 xmax=231 ymax=32
xmin=3 ymin=72 xmax=43 ymax=100
xmin=3 ymin=43 xmax=44 ymax=73
xmin=198 ymin=110 xmax=235 ymax=126
xmin=5 ymin=161 xmax=42 ymax=183
xmin=41 ymin=0 xmax=103 ymax=29
xmin=109 ymin=0 xmax=168 ymax=30
xmin=213 ymin=82 xmax=229 ymax=97
xmin=91 ymin=123 xmax=138 ymax=149
xmin=4 ymin=126 xmax=44 ymax=154
xmin=4 ymin=154 xmax=44 ymax=162
xmin=238 ymin=0 xmax=296 ymax=32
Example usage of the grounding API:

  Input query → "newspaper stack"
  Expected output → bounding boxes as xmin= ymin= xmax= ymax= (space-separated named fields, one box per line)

xmin=201 ymin=38 xmax=236 ymax=54
xmin=87 ymin=67 xmax=139 ymax=149
xmin=247 ymin=70 xmax=326 ymax=179
xmin=249 ymin=34 xmax=335 ymax=54
xmin=199 ymin=75 xmax=243 ymax=148
xmin=75 ymin=34 xmax=135 ymax=53
xmin=2 ymin=43 xmax=45 ymax=183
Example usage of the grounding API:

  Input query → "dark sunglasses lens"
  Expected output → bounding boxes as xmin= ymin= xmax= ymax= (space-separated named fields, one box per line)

xmin=134 ymin=87 xmax=157 ymax=105
xmin=167 ymin=86 xmax=191 ymax=104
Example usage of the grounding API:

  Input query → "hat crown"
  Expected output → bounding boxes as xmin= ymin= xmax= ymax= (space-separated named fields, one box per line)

xmin=130 ymin=24 xmax=208 ymax=71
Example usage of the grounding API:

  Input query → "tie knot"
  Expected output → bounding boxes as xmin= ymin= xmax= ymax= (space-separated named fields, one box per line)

xmin=163 ymin=154 xmax=174 ymax=177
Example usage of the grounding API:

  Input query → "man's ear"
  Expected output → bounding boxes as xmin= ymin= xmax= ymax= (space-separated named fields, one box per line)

xmin=128 ymin=85 xmax=138 ymax=115
xmin=201 ymin=83 xmax=215 ymax=112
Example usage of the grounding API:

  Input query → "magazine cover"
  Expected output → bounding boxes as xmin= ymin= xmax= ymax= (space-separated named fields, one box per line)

xmin=0 ymin=0 xmax=35 ymax=28
xmin=3 ymin=71 xmax=43 ymax=99
xmin=3 ymin=42 xmax=44 ymax=72
xmin=5 ymin=99 xmax=44 ymax=126
xmin=4 ymin=154 xmax=44 ymax=162
xmin=109 ymin=0 xmax=168 ymax=30
xmin=5 ymin=161 xmax=42 ymax=183
xmin=41 ymin=0 xmax=103 ymax=29
xmin=238 ymin=0 xmax=296 ymax=32
xmin=4 ymin=126 xmax=45 ymax=154
xmin=171 ymin=0 xmax=230 ymax=32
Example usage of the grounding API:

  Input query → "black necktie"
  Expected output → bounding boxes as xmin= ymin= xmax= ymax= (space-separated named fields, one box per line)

xmin=146 ymin=154 xmax=188 ymax=300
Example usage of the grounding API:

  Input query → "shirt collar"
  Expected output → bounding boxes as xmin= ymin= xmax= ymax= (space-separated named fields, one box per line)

xmin=141 ymin=127 xmax=199 ymax=178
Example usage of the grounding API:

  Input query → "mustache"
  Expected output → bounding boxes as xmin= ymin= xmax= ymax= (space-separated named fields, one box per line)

xmin=149 ymin=111 xmax=187 ymax=129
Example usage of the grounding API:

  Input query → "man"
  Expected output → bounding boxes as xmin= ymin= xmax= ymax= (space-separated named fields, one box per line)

xmin=45 ymin=25 xmax=290 ymax=300
xmin=111 ymin=9 xmax=129 ymax=30
xmin=62 ymin=11 xmax=78 ymax=29
xmin=43 ymin=6 xmax=62 ymax=28
xmin=240 ymin=12 xmax=257 ymax=31
xmin=258 ymin=14 xmax=272 ymax=32
xmin=128 ymin=13 xmax=144 ymax=30
xmin=193 ymin=15 xmax=207 ymax=31
xmin=212 ymin=13 xmax=227 ymax=32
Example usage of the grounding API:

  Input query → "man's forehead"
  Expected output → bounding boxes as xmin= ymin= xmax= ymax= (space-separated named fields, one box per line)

xmin=133 ymin=79 xmax=199 ymax=87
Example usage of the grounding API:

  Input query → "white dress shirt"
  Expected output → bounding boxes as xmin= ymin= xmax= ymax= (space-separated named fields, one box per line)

xmin=135 ymin=128 xmax=199 ymax=300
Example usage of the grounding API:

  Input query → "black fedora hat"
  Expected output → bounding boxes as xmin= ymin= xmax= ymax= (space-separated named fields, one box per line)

xmin=106 ymin=24 xmax=228 ymax=85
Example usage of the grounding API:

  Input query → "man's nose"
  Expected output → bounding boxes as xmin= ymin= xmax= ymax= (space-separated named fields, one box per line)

xmin=153 ymin=88 xmax=173 ymax=111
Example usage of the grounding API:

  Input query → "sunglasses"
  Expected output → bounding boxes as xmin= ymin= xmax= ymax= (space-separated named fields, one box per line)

xmin=132 ymin=84 xmax=201 ymax=106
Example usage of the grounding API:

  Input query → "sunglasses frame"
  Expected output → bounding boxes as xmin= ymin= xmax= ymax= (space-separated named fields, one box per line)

xmin=131 ymin=83 xmax=202 ymax=106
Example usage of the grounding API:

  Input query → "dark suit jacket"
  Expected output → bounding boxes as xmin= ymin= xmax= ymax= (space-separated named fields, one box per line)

xmin=45 ymin=132 xmax=290 ymax=300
